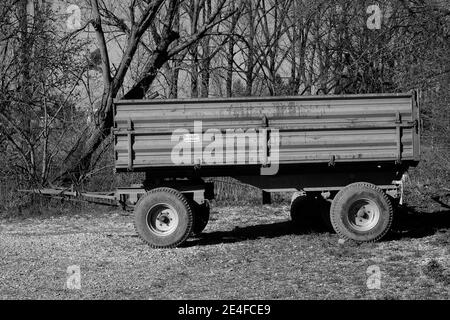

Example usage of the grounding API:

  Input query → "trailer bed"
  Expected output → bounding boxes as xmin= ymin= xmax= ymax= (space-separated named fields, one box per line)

xmin=113 ymin=92 xmax=420 ymax=174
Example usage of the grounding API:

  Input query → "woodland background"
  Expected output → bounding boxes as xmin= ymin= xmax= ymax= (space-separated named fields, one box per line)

xmin=0 ymin=0 xmax=448 ymax=215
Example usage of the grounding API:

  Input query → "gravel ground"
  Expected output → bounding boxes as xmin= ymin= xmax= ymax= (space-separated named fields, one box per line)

xmin=0 ymin=204 xmax=449 ymax=299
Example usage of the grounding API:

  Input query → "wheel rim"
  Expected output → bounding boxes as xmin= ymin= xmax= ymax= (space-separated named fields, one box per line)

xmin=346 ymin=198 xmax=380 ymax=232
xmin=146 ymin=203 xmax=179 ymax=236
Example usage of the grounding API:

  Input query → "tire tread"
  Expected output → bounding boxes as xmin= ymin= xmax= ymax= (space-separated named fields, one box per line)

xmin=330 ymin=182 xmax=393 ymax=242
xmin=134 ymin=187 xmax=193 ymax=249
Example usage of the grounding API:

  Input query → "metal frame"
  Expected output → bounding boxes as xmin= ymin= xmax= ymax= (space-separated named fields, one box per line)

xmin=113 ymin=91 xmax=420 ymax=173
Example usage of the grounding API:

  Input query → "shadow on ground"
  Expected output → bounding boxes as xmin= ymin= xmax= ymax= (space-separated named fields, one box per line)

xmin=389 ymin=207 xmax=450 ymax=240
xmin=186 ymin=206 xmax=450 ymax=247
xmin=186 ymin=220 xmax=306 ymax=247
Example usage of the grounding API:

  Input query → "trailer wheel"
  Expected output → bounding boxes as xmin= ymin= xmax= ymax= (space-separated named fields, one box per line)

xmin=317 ymin=197 xmax=333 ymax=232
xmin=134 ymin=188 xmax=193 ymax=248
xmin=290 ymin=193 xmax=317 ymax=227
xmin=330 ymin=182 xmax=393 ymax=242
xmin=190 ymin=200 xmax=210 ymax=236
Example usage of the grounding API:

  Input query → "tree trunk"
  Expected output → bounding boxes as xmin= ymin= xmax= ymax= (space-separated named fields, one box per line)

xmin=245 ymin=2 xmax=255 ymax=97
xmin=191 ymin=49 xmax=199 ymax=98
xmin=199 ymin=0 xmax=211 ymax=98
xmin=169 ymin=8 xmax=181 ymax=99
xmin=55 ymin=0 xmax=230 ymax=183
xmin=226 ymin=35 xmax=234 ymax=97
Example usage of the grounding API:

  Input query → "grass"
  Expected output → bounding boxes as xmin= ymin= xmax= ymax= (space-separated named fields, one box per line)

xmin=422 ymin=259 xmax=450 ymax=286
xmin=0 ymin=203 xmax=448 ymax=300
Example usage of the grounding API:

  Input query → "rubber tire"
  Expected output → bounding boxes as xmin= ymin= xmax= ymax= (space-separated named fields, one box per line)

xmin=290 ymin=194 xmax=318 ymax=227
xmin=330 ymin=182 xmax=393 ymax=242
xmin=134 ymin=187 xmax=193 ymax=248
xmin=317 ymin=197 xmax=333 ymax=232
xmin=190 ymin=200 xmax=210 ymax=236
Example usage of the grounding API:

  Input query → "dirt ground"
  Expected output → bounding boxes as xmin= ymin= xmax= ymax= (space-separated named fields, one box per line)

xmin=0 ymin=204 xmax=449 ymax=300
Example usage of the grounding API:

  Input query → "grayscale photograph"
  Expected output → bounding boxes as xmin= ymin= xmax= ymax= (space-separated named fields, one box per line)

xmin=0 ymin=0 xmax=448 ymax=304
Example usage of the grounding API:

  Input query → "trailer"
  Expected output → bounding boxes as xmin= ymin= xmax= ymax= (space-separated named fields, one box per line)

xmin=106 ymin=91 xmax=421 ymax=248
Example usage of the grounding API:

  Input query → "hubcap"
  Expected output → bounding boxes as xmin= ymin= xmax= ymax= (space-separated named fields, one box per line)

xmin=146 ymin=204 xmax=179 ymax=236
xmin=347 ymin=198 xmax=380 ymax=232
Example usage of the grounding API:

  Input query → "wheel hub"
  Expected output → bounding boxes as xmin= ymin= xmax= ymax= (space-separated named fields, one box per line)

xmin=147 ymin=204 xmax=179 ymax=235
xmin=347 ymin=199 xmax=380 ymax=232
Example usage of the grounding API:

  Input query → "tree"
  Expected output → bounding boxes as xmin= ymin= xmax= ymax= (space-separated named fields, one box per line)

xmin=58 ymin=0 xmax=236 ymax=183
xmin=3 ymin=0 xmax=448 ymax=190
xmin=0 ymin=0 xmax=87 ymax=186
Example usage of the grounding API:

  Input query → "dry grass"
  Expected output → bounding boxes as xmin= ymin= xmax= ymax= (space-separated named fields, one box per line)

xmin=0 ymin=203 xmax=448 ymax=300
